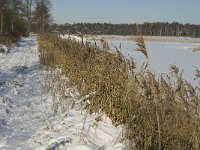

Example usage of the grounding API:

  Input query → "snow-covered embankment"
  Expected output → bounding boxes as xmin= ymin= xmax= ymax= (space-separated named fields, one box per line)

xmin=0 ymin=36 xmax=123 ymax=150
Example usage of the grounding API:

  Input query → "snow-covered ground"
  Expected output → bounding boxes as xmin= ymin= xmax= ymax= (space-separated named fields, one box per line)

xmin=0 ymin=36 xmax=123 ymax=150
xmin=60 ymin=34 xmax=83 ymax=42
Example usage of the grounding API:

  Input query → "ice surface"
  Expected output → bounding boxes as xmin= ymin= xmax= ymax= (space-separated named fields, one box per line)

xmin=107 ymin=37 xmax=200 ymax=86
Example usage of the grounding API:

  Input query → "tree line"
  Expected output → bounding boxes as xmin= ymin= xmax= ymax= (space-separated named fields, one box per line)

xmin=0 ymin=0 xmax=52 ymax=37
xmin=52 ymin=22 xmax=200 ymax=37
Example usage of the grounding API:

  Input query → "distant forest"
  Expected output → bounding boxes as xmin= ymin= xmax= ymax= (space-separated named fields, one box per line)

xmin=52 ymin=22 xmax=200 ymax=37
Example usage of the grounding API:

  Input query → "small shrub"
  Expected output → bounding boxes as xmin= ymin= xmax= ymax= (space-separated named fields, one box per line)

xmin=0 ymin=32 xmax=21 ymax=45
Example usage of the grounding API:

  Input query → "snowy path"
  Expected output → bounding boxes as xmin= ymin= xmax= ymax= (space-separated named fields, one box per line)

xmin=0 ymin=36 xmax=52 ymax=149
xmin=0 ymin=36 xmax=123 ymax=150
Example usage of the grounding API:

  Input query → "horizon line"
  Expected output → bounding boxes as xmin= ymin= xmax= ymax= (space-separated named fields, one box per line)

xmin=53 ymin=21 xmax=200 ymax=26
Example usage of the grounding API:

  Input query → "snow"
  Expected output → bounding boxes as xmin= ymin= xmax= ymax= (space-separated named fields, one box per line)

xmin=108 ymin=40 xmax=200 ymax=85
xmin=0 ymin=45 xmax=8 ymax=55
xmin=27 ymin=111 xmax=123 ymax=150
xmin=60 ymin=34 xmax=83 ymax=42
xmin=0 ymin=36 xmax=124 ymax=149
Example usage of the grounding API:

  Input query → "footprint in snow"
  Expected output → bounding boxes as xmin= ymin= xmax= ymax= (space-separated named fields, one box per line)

xmin=0 ymin=118 xmax=7 ymax=128
xmin=0 ymin=81 xmax=6 ymax=87
xmin=0 ymin=96 xmax=14 ymax=109
xmin=13 ymin=66 xmax=28 ymax=74
xmin=6 ymin=79 xmax=23 ymax=88
xmin=47 ymin=138 xmax=72 ymax=150
xmin=12 ymin=87 xmax=20 ymax=95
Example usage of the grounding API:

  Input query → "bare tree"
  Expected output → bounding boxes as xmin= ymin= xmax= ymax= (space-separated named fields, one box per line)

xmin=0 ymin=0 xmax=5 ymax=34
xmin=0 ymin=0 xmax=28 ymax=35
xmin=9 ymin=0 xmax=24 ymax=32
xmin=24 ymin=0 xmax=35 ymax=33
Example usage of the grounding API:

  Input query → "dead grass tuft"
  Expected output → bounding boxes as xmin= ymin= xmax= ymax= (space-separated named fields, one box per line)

xmin=193 ymin=47 xmax=200 ymax=52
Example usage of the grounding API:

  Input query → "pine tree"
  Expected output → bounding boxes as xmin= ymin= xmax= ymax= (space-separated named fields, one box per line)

xmin=33 ymin=0 xmax=52 ymax=32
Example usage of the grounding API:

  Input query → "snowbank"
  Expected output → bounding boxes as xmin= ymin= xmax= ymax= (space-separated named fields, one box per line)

xmin=60 ymin=34 xmax=83 ymax=43
xmin=0 ymin=45 xmax=8 ymax=55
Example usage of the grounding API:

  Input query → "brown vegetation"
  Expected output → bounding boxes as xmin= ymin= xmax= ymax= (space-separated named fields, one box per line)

xmin=193 ymin=47 xmax=200 ymax=52
xmin=0 ymin=32 xmax=21 ymax=45
xmin=38 ymin=33 xmax=200 ymax=150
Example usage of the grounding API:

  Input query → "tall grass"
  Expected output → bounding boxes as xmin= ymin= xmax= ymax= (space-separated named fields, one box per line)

xmin=38 ymin=33 xmax=200 ymax=150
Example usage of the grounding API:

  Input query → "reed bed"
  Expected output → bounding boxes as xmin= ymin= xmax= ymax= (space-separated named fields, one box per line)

xmin=38 ymin=33 xmax=200 ymax=150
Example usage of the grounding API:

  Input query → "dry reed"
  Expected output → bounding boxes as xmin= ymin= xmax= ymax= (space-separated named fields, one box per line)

xmin=38 ymin=33 xmax=200 ymax=150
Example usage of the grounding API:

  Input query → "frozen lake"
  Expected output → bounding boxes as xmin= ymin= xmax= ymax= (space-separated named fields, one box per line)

xmin=109 ymin=38 xmax=200 ymax=85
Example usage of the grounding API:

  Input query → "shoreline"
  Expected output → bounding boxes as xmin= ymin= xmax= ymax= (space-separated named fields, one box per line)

xmin=83 ymin=34 xmax=200 ymax=43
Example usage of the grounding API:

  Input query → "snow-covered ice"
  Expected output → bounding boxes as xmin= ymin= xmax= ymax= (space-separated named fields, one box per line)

xmin=101 ymin=37 xmax=200 ymax=86
xmin=0 ymin=36 xmax=124 ymax=150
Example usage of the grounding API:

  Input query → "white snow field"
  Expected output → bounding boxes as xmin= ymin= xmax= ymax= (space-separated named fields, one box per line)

xmin=110 ymin=40 xmax=200 ymax=86
xmin=0 ymin=36 xmax=123 ymax=150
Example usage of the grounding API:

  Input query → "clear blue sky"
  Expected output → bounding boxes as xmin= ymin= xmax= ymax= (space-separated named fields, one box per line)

xmin=51 ymin=0 xmax=200 ymax=24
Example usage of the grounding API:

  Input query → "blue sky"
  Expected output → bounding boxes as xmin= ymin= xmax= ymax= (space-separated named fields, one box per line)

xmin=51 ymin=0 xmax=200 ymax=24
